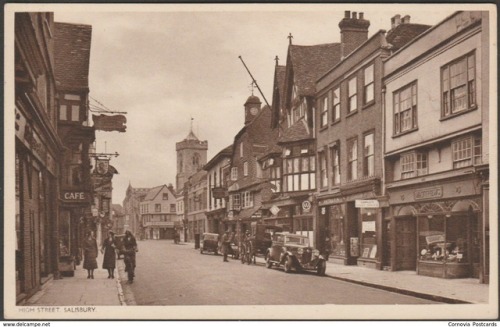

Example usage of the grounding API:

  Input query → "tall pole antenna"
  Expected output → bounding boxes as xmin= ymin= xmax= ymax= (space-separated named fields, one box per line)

xmin=238 ymin=56 xmax=270 ymax=108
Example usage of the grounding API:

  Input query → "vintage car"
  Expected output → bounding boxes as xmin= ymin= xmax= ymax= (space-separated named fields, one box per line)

xmin=265 ymin=232 xmax=327 ymax=276
xmin=200 ymin=233 xmax=220 ymax=255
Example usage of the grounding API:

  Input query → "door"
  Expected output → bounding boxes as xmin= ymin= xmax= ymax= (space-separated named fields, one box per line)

xmin=395 ymin=217 xmax=416 ymax=270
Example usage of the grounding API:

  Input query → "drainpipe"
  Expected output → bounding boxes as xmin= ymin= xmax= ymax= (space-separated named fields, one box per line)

xmin=381 ymin=86 xmax=386 ymax=197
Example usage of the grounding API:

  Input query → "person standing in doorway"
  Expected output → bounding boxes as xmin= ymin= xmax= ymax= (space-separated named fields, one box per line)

xmin=101 ymin=231 xmax=116 ymax=278
xmin=83 ymin=230 xmax=98 ymax=279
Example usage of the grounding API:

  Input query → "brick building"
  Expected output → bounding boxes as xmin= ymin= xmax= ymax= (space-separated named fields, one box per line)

xmin=314 ymin=12 xmax=431 ymax=269
xmin=226 ymin=95 xmax=278 ymax=238
xmin=185 ymin=170 xmax=208 ymax=242
xmin=204 ymin=145 xmax=232 ymax=234
xmin=383 ymin=11 xmax=490 ymax=282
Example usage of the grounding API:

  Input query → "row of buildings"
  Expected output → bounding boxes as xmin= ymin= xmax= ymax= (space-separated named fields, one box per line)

xmin=15 ymin=13 xmax=121 ymax=303
xmin=121 ymin=11 xmax=490 ymax=284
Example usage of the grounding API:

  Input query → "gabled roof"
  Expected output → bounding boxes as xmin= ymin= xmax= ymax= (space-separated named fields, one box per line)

xmin=386 ymin=23 xmax=432 ymax=51
xmin=111 ymin=204 xmax=124 ymax=215
xmin=271 ymin=65 xmax=286 ymax=128
xmin=204 ymin=145 xmax=232 ymax=171
xmin=258 ymin=143 xmax=282 ymax=161
xmin=288 ymin=43 xmax=341 ymax=97
xmin=143 ymin=185 xmax=168 ymax=201
xmin=54 ymin=22 xmax=92 ymax=91
xmin=278 ymin=119 xmax=312 ymax=144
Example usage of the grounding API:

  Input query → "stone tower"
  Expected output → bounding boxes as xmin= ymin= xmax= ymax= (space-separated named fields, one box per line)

xmin=175 ymin=124 xmax=208 ymax=191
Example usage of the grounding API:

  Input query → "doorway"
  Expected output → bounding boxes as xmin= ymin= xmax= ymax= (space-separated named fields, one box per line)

xmin=395 ymin=216 xmax=416 ymax=270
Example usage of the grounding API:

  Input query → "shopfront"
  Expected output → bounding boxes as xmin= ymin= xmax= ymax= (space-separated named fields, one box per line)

xmin=387 ymin=173 xmax=485 ymax=280
xmin=317 ymin=184 xmax=387 ymax=269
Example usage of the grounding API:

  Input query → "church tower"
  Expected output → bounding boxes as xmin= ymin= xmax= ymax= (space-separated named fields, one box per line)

xmin=175 ymin=121 xmax=208 ymax=191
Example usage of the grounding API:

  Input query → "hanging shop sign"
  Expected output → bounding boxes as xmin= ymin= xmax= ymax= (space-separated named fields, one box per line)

xmin=93 ymin=114 xmax=127 ymax=132
xmin=270 ymin=205 xmax=280 ymax=216
xmin=355 ymin=199 xmax=379 ymax=208
xmin=96 ymin=159 xmax=110 ymax=175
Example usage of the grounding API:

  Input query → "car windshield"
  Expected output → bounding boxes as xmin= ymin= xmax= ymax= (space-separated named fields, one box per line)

xmin=204 ymin=235 xmax=218 ymax=241
xmin=285 ymin=235 xmax=309 ymax=246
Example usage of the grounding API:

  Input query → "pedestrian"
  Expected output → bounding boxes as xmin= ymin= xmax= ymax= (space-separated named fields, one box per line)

xmin=324 ymin=233 xmax=333 ymax=261
xmin=221 ymin=230 xmax=230 ymax=262
xmin=83 ymin=230 xmax=98 ymax=279
xmin=123 ymin=230 xmax=138 ymax=283
xmin=101 ymin=230 xmax=116 ymax=278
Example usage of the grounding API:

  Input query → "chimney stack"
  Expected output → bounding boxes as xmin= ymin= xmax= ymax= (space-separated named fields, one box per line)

xmin=402 ymin=15 xmax=411 ymax=24
xmin=391 ymin=14 xmax=402 ymax=29
xmin=338 ymin=11 xmax=370 ymax=59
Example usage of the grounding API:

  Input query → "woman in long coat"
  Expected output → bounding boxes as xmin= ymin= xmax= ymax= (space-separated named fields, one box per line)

xmin=102 ymin=231 xmax=117 ymax=278
xmin=83 ymin=230 xmax=98 ymax=279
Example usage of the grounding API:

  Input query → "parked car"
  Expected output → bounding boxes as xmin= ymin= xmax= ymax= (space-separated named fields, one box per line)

xmin=114 ymin=234 xmax=126 ymax=259
xmin=265 ymin=232 xmax=327 ymax=276
xmin=200 ymin=233 xmax=220 ymax=255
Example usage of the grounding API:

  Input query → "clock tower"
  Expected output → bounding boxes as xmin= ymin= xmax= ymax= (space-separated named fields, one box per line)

xmin=244 ymin=94 xmax=261 ymax=125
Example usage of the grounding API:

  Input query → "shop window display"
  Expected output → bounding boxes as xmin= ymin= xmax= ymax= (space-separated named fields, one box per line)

xmin=328 ymin=205 xmax=345 ymax=257
xmin=360 ymin=208 xmax=377 ymax=259
xmin=418 ymin=215 xmax=468 ymax=263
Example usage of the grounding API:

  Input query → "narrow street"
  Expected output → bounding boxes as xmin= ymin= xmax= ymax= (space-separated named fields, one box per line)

xmin=118 ymin=240 xmax=439 ymax=305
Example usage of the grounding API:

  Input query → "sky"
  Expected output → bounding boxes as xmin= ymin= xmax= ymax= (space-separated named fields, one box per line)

xmin=51 ymin=4 xmax=457 ymax=204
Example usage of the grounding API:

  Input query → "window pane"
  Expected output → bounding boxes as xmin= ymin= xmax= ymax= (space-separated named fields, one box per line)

xmin=71 ymin=105 xmax=79 ymax=121
xmin=364 ymin=64 xmax=374 ymax=85
xmin=302 ymin=157 xmax=309 ymax=172
xmin=60 ymin=105 xmax=67 ymax=120
xmin=348 ymin=77 xmax=357 ymax=96
xmin=300 ymin=174 xmax=309 ymax=190
xmin=294 ymin=175 xmax=300 ymax=191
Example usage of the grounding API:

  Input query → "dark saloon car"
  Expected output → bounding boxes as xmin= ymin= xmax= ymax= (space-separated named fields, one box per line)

xmin=265 ymin=232 xmax=326 ymax=276
xmin=200 ymin=233 xmax=220 ymax=255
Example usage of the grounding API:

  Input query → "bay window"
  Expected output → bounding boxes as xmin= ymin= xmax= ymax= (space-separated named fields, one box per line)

xmin=283 ymin=145 xmax=316 ymax=192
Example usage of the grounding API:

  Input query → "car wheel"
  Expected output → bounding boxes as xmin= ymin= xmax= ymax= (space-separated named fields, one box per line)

xmin=265 ymin=253 xmax=272 ymax=269
xmin=317 ymin=260 xmax=326 ymax=276
xmin=284 ymin=256 xmax=293 ymax=273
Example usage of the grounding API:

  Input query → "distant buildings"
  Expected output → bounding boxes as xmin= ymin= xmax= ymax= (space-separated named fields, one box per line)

xmin=122 ymin=183 xmax=149 ymax=238
xmin=140 ymin=184 xmax=178 ymax=239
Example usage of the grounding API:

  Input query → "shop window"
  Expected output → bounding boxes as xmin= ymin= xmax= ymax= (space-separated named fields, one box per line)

xmin=394 ymin=81 xmax=418 ymax=135
xmin=418 ymin=215 xmax=469 ymax=263
xmin=320 ymin=96 xmax=328 ymax=128
xmin=442 ymin=52 xmax=476 ymax=118
xmin=332 ymin=87 xmax=340 ymax=123
xmin=452 ymin=135 xmax=481 ymax=168
xmin=360 ymin=208 xmax=377 ymax=259
xmin=400 ymin=151 xmax=428 ymax=179
xmin=347 ymin=138 xmax=358 ymax=181
xmin=325 ymin=206 xmax=344 ymax=257
xmin=364 ymin=64 xmax=374 ymax=104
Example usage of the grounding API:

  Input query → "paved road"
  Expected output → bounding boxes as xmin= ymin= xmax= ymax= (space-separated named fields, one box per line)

xmin=119 ymin=240 xmax=439 ymax=305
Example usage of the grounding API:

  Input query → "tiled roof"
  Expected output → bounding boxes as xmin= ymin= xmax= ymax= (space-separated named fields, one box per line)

xmin=258 ymin=144 xmax=282 ymax=161
xmin=54 ymin=22 xmax=92 ymax=91
xmin=386 ymin=23 xmax=432 ymax=51
xmin=204 ymin=145 xmax=232 ymax=171
xmin=278 ymin=119 xmax=312 ymax=143
xmin=143 ymin=185 xmax=166 ymax=201
xmin=289 ymin=43 xmax=341 ymax=96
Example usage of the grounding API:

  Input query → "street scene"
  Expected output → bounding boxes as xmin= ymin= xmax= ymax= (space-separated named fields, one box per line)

xmin=7 ymin=3 xmax=496 ymax=321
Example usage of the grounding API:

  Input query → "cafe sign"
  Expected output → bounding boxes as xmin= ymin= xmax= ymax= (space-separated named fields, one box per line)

xmin=61 ymin=191 xmax=90 ymax=203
